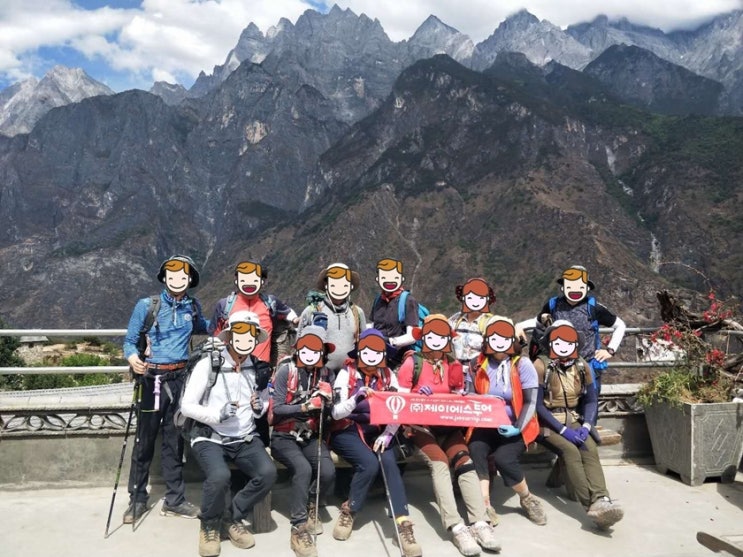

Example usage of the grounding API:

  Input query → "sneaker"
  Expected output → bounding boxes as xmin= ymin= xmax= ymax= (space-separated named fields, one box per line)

xmin=332 ymin=501 xmax=355 ymax=541
xmin=290 ymin=522 xmax=318 ymax=557
xmin=485 ymin=505 xmax=500 ymax=526
xmin=123 ymin=501 xmax=147 ymax=524
xmin=306 ymin=501 xmax=323 ymax=535
xmin=520 ymin=493 xmax=547 ymax=525
xmin=451 ymin=524 xmax=480 ymax=556
xmin=587 ymin=497 xmax=624 ymax=530
xmin=470 ymin=521 xmax=501 ymax=552
xmin=397 ymin=520 xmax=423 ymax=557
xmin=199 ymin=518 xmax=221 ymax=557
xmin=225 ymin=520 xmax=255 ymax=549
xmin=161 ymin=500 xmax=200 ymax=519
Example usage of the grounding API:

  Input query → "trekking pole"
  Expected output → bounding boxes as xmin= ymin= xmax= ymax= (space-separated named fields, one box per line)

xmin=104 ymin=377 xmax=139 ymax=538
xmin=313 ymin=399 xmax=324 ymax=545
xmin=377 ymin=450 xmax=404 ymax=557
xmin=131 ymin=376 xmax=144 ymax=530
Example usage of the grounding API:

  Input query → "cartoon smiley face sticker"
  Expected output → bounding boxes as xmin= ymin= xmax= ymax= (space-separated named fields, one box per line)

xmin=319 ymin=263 xmax=359 ymax=303
xmin=162 ymin=259 xmax=191 ymax=294
xmin=229 ymin=322 xmax=258 ymax=355
xmin=558 ymin=266 xmax=594 ymax=305
xmin=548 ymin=322 xmax=579 ymax=360
xmin=234 ymin=261 xmax=263 ymax=296
xmin=375 ymin=258 xmax=404 ymax=293
xmin=483 ymin=316 xmax=518 ymax=356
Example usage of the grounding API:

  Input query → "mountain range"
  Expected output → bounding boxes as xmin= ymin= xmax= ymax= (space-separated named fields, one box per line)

xmin=0 ymin=6 xmax=741 ymax=330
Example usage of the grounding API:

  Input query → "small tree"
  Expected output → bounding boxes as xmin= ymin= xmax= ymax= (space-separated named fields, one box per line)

xmin=0 ymin=318 xmax=25 ymax=390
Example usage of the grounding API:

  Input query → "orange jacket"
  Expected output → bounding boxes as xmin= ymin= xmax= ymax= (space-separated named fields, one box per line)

xmin=472 ymin=355 xmax=539 ymax=445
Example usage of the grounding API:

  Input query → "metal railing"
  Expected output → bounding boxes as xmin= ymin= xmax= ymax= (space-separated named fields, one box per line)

xmin=5 ymin=325 xmax=737 ymax=375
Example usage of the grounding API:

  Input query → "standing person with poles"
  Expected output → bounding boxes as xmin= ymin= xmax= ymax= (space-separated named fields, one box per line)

xmin=121 ymin=255 xmax=209 ymax=524
xmin=329 ymin=329 xmax=422 ymax=556
xmin=270 ymin=327 xmax=336 ymax=557
xmin=179 ymin=311 xmax=277 ymax=557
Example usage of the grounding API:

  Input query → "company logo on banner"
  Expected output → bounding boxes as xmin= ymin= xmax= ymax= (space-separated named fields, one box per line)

xmin=369 ymin=392 xmax=511 ymax=428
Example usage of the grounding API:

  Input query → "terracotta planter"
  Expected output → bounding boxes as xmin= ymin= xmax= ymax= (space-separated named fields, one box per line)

xmin=644 ymin=401 xmax=743 ymax=486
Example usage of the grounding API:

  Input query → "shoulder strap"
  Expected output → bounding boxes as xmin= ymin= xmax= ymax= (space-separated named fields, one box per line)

xmin=141 ymin=294 xmax=160 ymax=334
xmin=411 ymin=352 xmax=424 ymax=387
xmin=224 ymin=292 xmax=237 ymax=319
xmin=587 ymin=296 xmax=600 ymax=349
xmin=548 ymin=296 xmax=557 ymax=314
xmin=261 ymin=293 xmax=277 ymax=317
xmin=350 ymin=303 xmax=361 ymax=341
xmin=398 ymin=290 xmax=409 ymax=323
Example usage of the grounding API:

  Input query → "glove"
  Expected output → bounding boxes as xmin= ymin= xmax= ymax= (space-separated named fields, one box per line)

xmin=417 ymin=385 xmax=434 ymax=396
xmin=305 ymin=396 xmax=323 ymax=412
xmin=314 ymin=381 xmax=333 ymax=402
xmin=498 ymin=424 xmax=521 ymax=438
xmin=576 ymin=425 xmax=591 ymax=444
xmin=373 ymin=432 xmax=393 ymax=453
xmin=250 ymin=392 xmax=263 ymax=413
xmin=219 ymin=402 xmax=238 ymax=422
xmin=354 ymin=387 xmax=371 ymax=403
xmin=203 ymin=337 xmax=226 ymax=352
xmin=560 ymin=426 xmax=584 ymax=446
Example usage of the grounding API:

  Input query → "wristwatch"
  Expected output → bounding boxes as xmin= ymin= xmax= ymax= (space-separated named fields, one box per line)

xmin=606 ymin=347 xmax=615 ymax=356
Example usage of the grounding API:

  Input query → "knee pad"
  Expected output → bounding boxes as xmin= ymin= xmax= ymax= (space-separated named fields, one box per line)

xmin=451 ymin=450 xmax=476 ymax=477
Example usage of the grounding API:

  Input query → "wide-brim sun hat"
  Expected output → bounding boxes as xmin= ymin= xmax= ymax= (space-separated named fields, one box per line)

xmin=315 ymin=262 xmax=360 ymax=291
xmin=218 ymin=310 xmax=269 ymax=344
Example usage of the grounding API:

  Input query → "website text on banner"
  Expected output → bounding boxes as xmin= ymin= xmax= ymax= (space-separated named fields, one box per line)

xmin=368 ymin=392 xmax=511 ymax=428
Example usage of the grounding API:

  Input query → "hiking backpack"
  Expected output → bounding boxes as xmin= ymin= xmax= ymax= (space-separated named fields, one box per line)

xmin=172 ymin=340 xmax=224 ymax=440
xmin=173 ymin=343 xmax=273 ymax=440
xmin=374 ymin=290 xmax=430 ymax=351
xmin=528 ymin=296 xmax=598 ymax=361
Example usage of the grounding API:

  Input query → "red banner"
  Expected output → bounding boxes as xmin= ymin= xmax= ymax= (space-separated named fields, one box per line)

xmin=368 ymin=392 xmax=511 ymax=428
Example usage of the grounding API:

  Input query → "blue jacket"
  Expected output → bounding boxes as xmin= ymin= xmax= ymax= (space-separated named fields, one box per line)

xmin=123 ymin=290 xmax=209 ymax=364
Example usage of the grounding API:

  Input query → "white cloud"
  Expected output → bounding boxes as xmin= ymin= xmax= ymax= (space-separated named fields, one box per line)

xmin=0 ymin=0 xmax=740 ymax=90
xmin=332 ymin=0 xmax=743 ymax=41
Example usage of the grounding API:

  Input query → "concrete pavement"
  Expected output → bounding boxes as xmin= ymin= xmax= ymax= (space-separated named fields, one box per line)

xmin=2 ymin=463 xmax=742 ymax=557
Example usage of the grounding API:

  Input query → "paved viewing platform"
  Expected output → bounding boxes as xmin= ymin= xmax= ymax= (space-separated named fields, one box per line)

xmin=2 ymin=462 xmax=742 ymax=557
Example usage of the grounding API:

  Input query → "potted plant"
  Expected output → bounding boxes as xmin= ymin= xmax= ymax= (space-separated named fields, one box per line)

xmin=637 ymin=290 xmax=743 ymax=486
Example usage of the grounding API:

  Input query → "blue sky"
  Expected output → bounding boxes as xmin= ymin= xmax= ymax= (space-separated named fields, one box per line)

xmin=1 ymin=0 xmax=739 ymax=93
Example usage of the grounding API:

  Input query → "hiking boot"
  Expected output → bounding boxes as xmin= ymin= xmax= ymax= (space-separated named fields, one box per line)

xmin=520 ymin=493 xmax=547 ymax=525
xmin=306 ymin=501 xmax=323 ymax=535
xmin=199 ymin=518 xmax=221 ymax=557
xmin=451 ymin=524 xmax=480 ymax=556
xmin=123 ymin=501 xmax=147 ymax=524
xmin=225 ymin=520 xmax=255 ymax=549
xmin=396 ymin=520 xmax=423 ymax=557
xmin=161 ymin=500 xmax=200 ymax=519
xmin=485 ymin=504 xmax=500 ymax=526
xmin=587 ymin=496 xmax=624 ymax=530
xmin=470 ymin=521 xmax=501 ymax=552
xmin=332 ymin=501 xmax=355 ymax=541
xmin=290 ymin=522 xmax=318 ymax=557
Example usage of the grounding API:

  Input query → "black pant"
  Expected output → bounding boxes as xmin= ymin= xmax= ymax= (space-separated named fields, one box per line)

xmin=270 ymin=432 xmax=335 ymax=525
xmin=127 ymin=373 xmax=185 ymax=506
xmin=191 ymin=438 xmax=277 ymax=521
xmin=468 ymin=428 xmax=526 ymax=487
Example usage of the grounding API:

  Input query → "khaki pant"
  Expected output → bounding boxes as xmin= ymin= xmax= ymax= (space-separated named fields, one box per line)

xmin=539 ymin=425 xmax=609 ymax=509
xmin=411 ymin=426 xmax=487 ymax=530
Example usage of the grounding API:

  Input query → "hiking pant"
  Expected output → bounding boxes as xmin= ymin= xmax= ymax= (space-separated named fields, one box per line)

xmin=128 ymin=373 xmax=185 ymax=506
xmin=270 ymin=432 xmax=335 ymax=526
xmin=538 ymin=425 xmax=609 ymax=509
xmin=468 ymin=428 xmax=526 ymax=487
xmin=191 ymin=438 xmax=277 ymax=522
xmin=410 ymin=426 xmax=487 ymax=530
xmin=330 ymin=427 xmax=409 ymax=516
